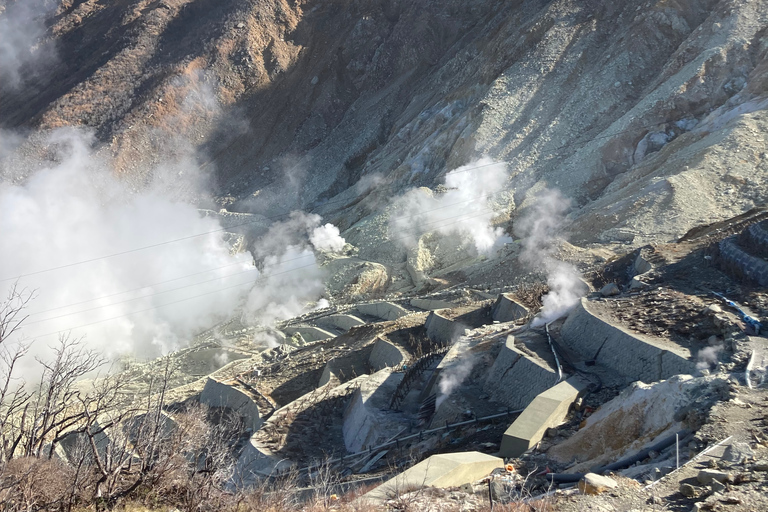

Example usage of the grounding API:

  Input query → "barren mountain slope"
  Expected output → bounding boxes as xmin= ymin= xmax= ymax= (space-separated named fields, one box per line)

xmin=1 ymin=0 xmax=767 ymax=292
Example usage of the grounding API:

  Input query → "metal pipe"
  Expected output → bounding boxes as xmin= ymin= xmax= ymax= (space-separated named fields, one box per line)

xmin=545 ymin=322 xmax=563 ymax=384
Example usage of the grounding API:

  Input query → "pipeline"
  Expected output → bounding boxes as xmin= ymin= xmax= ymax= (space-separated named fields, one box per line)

xmin=544 ymin=322 xmax=563 ymax=385
xmin=546 ymin=429 xmax=690 ymax=483
xmin=293 ymin=407 xmax=524 ymax=475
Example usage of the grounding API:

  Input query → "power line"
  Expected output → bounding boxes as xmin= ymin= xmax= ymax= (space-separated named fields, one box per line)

xmin=24 ymin=197 xmax=498 ymax=321
xmin=1 ymin=116 xmax=681 ymax=284
xmin=26 ymin=208 xmax=497 ymax=338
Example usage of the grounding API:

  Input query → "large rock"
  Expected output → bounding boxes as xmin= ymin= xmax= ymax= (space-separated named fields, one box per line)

xmin=578 ymin=473 xmax=618 ymax=495
xmin=549 ymin=375 xmax=729 ymax=471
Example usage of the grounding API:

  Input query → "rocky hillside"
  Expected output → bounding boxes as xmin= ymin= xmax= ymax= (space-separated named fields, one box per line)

xmin=2 ymin=0 xmax=766 ymax=254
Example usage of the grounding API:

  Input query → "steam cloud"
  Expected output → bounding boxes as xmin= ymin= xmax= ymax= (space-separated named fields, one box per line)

xmin=389 ymin=158 xmax=512 ymax=254
xmin=696 ymin=345 xmax=723 ymax=371
xmin=0 ymin=0 xmax=57 ymax=89
xmin=243 ymin=212 xmax=345 ymax=346
xmin=516 ymin=189 xmax=586 ymax=326
xmin=435 ymin=348 xmax=477 ymax=409
xmin=0 ymin=128 xmax=346 ymax=373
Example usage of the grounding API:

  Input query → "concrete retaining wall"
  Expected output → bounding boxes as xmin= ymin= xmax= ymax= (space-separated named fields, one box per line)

xmin=343 ymin=369 xmax=404 ymax=452
xmin=500 ymin=377 xmax=588 ymax=458
xmin=561 ymin=298 xmax=695 ymax=383
xmin=483 ymin=336 xmax=556 ymax=410
xmin=283 ymin=325 xmax=335 ymax=342
xmin=410 ymin=298 xmax=456 ymax=311
xmin=361 ymin=451 xmax=503 ymax=503
xmin=200 ymin=378 xmax=262 ymax=432
xmin=720 ymin=236 xmax=768 ymax=287
xmin=59 ymin=423 xmax=110 ymax=464
xmin=425 ymin=311 xmax=463 ymax=345
xmin=491 ymin=294 xmax=529 ymax=323
xmin=317 ymin=314 xmax=366 ymax=332
xmin=233 ymin=439 xmax=295 ymax=485
xmin=356 ymin=302 xmax=410 ymax=321
xmin=747 ymin=221 xmax=768 ymax=252
xmin=369 ymin=337 xmax=406 ymax=371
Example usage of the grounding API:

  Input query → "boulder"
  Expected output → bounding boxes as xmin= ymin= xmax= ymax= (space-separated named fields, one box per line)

xmin=600 ymin=283 xmax=620 ymax=297
xmin=697 ymin=469 xmax=732 ymax=485
xmin=578 ymin=473 xmax=618 ymax=495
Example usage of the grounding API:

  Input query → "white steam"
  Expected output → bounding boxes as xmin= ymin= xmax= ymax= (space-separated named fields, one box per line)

xmin=0 ymin=0 xmax=57 ymax=88
xmin=696 ymin=345 xmax=723 ymax=371
xmin=0 ymin=129 xmax=254 ymax=368
xmin=310 ymin=223 xmax=346 ymax=253
xmin=389 ymin=158 xmax=511 ymax=254
xmin=243 ymin=212 xmax=345 ymax=333
xmin=516 ymin=189 xmax=586 ymax=326
xmin=435 ymin=351 xmax=477 ymax=409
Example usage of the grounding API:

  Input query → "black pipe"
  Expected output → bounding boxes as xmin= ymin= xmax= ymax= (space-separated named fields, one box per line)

xmin=592 ymin=429 xmax=689 ymax=474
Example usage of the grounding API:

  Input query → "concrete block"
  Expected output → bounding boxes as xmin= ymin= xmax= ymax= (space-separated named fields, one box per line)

xmin=200 ymin=378 xmax=262 ymax=432
xmin=233 ymin=438 xmax=295 ymax=486
xmin=410 ymin=298 xmax=456 ymax=311
xmin=357 ymin=302 xmax=410 ymax=321
xmin=483 ymin=336 xmax=556 ymax=410
xmin=58 ymin=423 xmax=111 ymax=464
xmin=500 ymin=377 xmax=588 ymax=458
xmin=560 ymin=298 xmax=695 ymax=383
xmin=317 ymin=314 xmax=366 ymax=332
xmin=342 ymin=369 xmax=404 ymax=452
xmin=361 ymin=451 xmax=503 ymax=503
xmin=283 ymin=325 xmax=335 ymax=342
xmin=123 ymin=410 xmax=177 ymax=445
xmin=425 ymin=311 xmax=462 ymax=345
xmin=369 ymin=337 xmax=406 ymax=371
xmin=491 ymin=294 xmax=529 ymax=323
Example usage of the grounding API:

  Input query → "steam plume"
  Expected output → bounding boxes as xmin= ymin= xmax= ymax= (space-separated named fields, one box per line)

xmin=516 ymin=189 xmax=586 ymax=326
xmin=389 ymin=158 xmax=512 ymax=254
xmin=0 ymin=129 xmax=254 ymax=370
xmin=0 ymin=0 xmax=57 ymax=89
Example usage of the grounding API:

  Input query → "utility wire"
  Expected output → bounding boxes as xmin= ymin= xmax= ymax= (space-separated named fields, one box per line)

xmin=26 ymin=208 xmax=497 ymax=338
xmin=24 ymin=199 xmax=498 ymax=322
xmin=0 ymin=115 xmax=683 ymax=284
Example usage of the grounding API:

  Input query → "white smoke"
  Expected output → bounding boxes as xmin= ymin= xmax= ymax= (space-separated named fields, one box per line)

xmin=696 ymin=345 xmax=723 ymax=371
xmin=389 ymin=158 xmax=512 ymax=254
xmin=0 ymin=0 xmax=57 ymax=89
xmin=310 ymin=223 xmax=346 ymax=253
xmin=243 ymin=213 xmax=344 ymax=329
xmin=435 ymin=351 xmax=477 ymax=409
xmin=516 ymin=189 xmax=586 ymax=326
xmin=0 ymin=129 xmax=254 ymax=371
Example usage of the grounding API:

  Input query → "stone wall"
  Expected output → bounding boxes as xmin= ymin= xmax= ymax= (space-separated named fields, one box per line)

xmin=317 ymin=314 xmax=366 ymax=332
xmin=356 ymin=302 xmax=410 ymax=321
xmin=425 ymin=311 xmax=463 ymax=345
xmin=483 ymin=336 xmax=557 ymax=410
xmin=561 ymin=299 xmax=695 ymax=383
xmin=369 ymin=337 xmax=406 ymax=371
xmin=283 ymin=325 xmax=335 ymax=342
xmin=200 ymin=378 xmax=262 ymax=432
xmin=491 ymin=294 xmax=529 ymax=323
xmin=721 ymin=235 xmax=768 ymax=286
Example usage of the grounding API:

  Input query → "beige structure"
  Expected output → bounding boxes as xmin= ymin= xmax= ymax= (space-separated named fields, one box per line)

xmin=500 ymin=377 xmax=588 ymax=458
xmin=361 ymin=451 xmax=503 ymax=503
